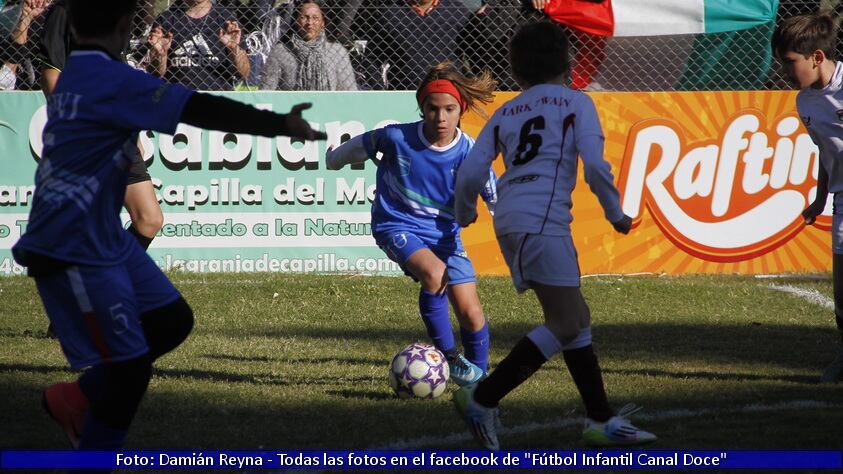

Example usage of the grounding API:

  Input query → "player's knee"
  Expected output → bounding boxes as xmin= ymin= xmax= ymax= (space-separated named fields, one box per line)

xmin=457 ymin=305 xmax=486 ymax=330
xmin=141 ymin=297 xmax=194 ymax=360
xmin=544 ymin=317 xmax=582 ymax=344
xmin=560 ymin=326 xmax=592 ymax=351
xmin=528 ymin=324 xmax=593 ymax=360
xmin=527 ymin=325 xmax=563 ymax=359
xmin=418 ymin=267 xmax=447 ymax=292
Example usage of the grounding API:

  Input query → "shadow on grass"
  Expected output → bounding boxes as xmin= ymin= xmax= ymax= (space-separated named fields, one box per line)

xmin=0 ymin=363 xmax=379 ymax=387
xmin=4 ymin=370 xmax=842 ymax=455
xmin=216 ymin=321 xmax=840 ymax=373
xmin=203 ymin=354 xmax=385 ymax=366
xmin=601 ymin=367 xmax=818 ymax=385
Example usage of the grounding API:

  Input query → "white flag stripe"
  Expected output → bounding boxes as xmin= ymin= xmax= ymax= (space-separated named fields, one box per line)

xmin=612 ymin=0 xmax=705 ymax=36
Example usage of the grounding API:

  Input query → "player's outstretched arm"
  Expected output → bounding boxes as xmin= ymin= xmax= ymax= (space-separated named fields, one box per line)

xmin=804 ymin=162 xmax=829 ymax=225
xmin=325 ymin=134 xmax=370 ymax=170
xmin=579 ymin=133 xmax=626 ymax=226
xmin=180 ymin=93 xmax=327 ymax=141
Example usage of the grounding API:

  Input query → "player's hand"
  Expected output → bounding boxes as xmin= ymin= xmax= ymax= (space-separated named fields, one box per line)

xmin=802 ymin=199 xmax=827 ymax=225
xmin=283 ymin=103 xmax=328 ymax=141
xmin=147 ymin=26 xmax=172 ymax=57
xmin=219 ymin=21 xmax=242 ymax=50
xmin=611 ymin=214 xmax=633 ymax=234
xmin=530 ymin=0 xmax=547 ymax=10
xmin=458 ymin=211 xmax=478 ymax=228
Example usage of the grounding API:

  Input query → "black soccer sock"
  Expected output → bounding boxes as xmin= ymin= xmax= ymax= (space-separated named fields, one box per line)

xmin=562 ymin=344 xmax=613 ymax=422
xmin=473 ymin=336 xmax=548 ymax=408
xmin=140 ymin=297 xmax=194 ymax=361
xmin=834 ymin=254 xmax=843 ymax=343
xmin=127 ymin=223 xmax=154 ymax=250
xmin=81 ymin=354 xmax=153 ymax=452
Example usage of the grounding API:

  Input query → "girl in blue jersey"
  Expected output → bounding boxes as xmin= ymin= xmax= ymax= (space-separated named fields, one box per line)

xmin=454 ymin=22 xmax=655 ymax=450
xmin=327 ymin=61 xmax=497 ymax=385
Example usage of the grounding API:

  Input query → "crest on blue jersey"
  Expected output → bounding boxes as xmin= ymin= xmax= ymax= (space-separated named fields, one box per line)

xmin=396 ymin=154 xmax=412 ymax=177
xmin=392 ymin=233 xmax=408 ymax=249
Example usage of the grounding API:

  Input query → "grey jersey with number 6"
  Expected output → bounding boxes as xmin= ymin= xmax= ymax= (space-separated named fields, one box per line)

xmin=455 ymin=83 xmax=624 ymax=236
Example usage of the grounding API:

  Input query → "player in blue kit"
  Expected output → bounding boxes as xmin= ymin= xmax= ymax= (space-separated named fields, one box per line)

xmin=12 ymin=0 xmax=325 ymax=450
xmin=453 ymin=22 xmax=656 ymax=450
xmin=326 ymin=61 xmax=498 ymax=385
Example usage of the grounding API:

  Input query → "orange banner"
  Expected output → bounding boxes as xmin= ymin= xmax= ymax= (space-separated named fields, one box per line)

xmin=460 ymin=91 xmax=831 ymax=275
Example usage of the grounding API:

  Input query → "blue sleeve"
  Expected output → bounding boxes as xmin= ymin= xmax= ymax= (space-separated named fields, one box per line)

xmin=362 ymin=127 xmax=391 ymax=162
xmin=109 ymin=69 xmax=194 ymax=135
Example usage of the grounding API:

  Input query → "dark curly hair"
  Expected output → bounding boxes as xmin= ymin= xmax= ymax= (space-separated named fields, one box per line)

xmin=509 ymin=21 xmax=570 ymax=86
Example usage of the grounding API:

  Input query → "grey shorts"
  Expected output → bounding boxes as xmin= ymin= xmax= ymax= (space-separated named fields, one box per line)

xmin=498 ymin=233 xmax=580 ymax=293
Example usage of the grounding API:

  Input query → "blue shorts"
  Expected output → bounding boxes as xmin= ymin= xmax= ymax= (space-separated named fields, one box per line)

xmin=375 ymin=231 xmax=476 ymax=285
xmin=34 ymin=242 xmax=180 ymax=369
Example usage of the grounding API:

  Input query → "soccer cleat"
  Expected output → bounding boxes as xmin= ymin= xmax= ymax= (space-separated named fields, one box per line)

xmin=42 ymin=381 xmax=88 ymax=449
xmin=820 ymin=350 xmax=843 ymax=383
xmin=453 ymin=384 xmax=500 ymax=450
xmin=582 ymin=404 xmax=657 ymax=446
xmin=447 ymin=354 xmax=485 ymax=386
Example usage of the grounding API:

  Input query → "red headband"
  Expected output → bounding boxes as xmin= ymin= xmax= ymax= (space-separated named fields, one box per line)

xmin=417 ymin=79 xmax=467 ymax=114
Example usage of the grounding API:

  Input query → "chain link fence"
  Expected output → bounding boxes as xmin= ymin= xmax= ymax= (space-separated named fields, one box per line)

xmin=0 ymin=0 xmax=836 ymax=92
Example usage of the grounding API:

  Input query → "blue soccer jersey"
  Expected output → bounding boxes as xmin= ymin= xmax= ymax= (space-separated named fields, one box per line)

xmin=13 ymin=49 xmax=193 ymax=267
xmin=362 ymin=121 xmax=496 ymax=242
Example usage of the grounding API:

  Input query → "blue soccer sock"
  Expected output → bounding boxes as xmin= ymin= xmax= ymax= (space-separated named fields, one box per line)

xmin=460 ymin=323 xmax=490 ymax=371
xmin=419 ymin=288 xmax=455 ymax=353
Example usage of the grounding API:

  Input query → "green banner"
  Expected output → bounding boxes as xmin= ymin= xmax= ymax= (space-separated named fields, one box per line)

xmin=0 ymin=91 xmax=421 ymax=276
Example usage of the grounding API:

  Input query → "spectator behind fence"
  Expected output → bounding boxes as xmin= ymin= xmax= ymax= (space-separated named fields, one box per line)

xmin=216 ymin=0 xmax=294 ymax=89
xmin=352 ymin=0 xmax=473 ymax=90
xmin=1 ymin=0 xmax=48 ymax=90
xmin=261 ymin=0 xmax=357 ymax=91
xmin=146 ymin=0 xmax=249 ymax=91
xmin=458 ymin=0 xmax=535 ymax=91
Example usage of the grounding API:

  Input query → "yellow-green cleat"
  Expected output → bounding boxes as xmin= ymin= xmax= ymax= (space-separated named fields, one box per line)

xmin=453 ymin=384 xmax=500 ymax=450
xmin=582 ymin=404 xmax=657 ymax=446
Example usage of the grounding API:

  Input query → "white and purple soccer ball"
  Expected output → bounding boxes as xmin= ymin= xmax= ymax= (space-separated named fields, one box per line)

xmin=388 ymin=342 xmax=450 ymax=399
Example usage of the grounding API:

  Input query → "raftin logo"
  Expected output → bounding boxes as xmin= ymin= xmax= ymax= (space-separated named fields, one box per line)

xmin=617 ymin=110 xmax=829 ymax=262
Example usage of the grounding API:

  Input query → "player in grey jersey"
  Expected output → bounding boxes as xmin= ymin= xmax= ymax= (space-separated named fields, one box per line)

xmin=774 ymin=13 xmax=843 ymax=383
xmin=452 ymin=21 xmax=656 ymax=450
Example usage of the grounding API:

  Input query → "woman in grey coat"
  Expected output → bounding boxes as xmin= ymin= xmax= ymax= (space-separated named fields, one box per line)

xmin=261 ymin=0 xmax=358 ymax=90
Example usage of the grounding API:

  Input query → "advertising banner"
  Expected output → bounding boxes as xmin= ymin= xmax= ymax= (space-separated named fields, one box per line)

xmin=0 ymin=90 xmax=830 ymax=276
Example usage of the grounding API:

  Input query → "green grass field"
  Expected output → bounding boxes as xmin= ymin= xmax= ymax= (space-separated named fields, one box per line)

xmin=1 ymin=272 xmax=842 ymax=471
